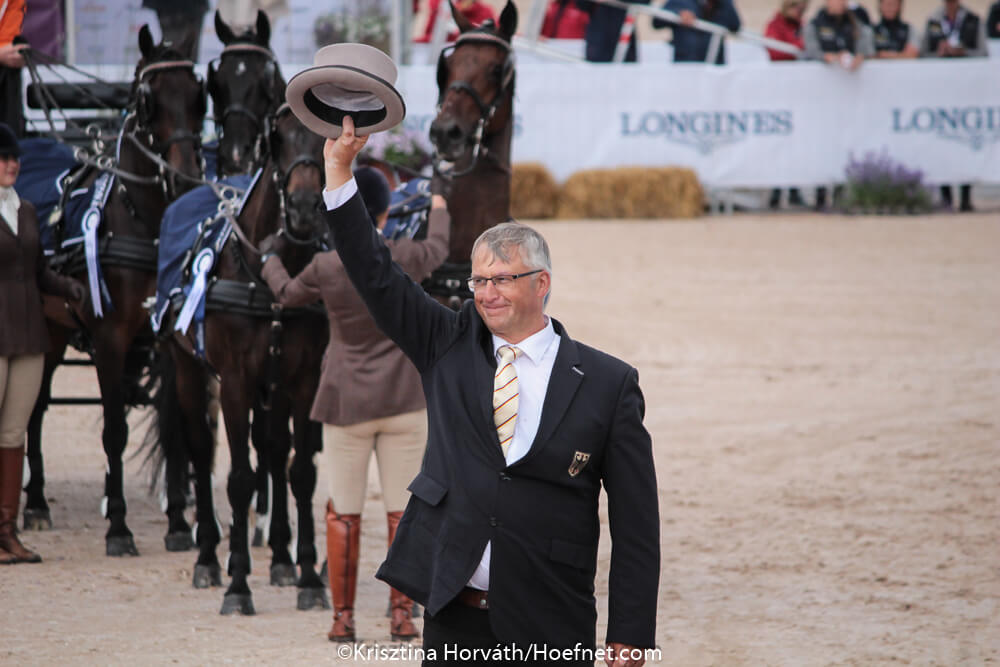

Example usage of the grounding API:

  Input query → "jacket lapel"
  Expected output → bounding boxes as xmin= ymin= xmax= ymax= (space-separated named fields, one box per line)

xmin=472 ymin=315 xmax=504 ymax=457
xmin=513 ymin=318 xmax=583 ymax=467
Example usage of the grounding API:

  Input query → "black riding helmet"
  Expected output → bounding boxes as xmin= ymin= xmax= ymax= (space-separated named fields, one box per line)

xmin=354 ymin=166 xmax=391 ymax=226
xmin=0 ymin=123 xmax=20 ymax=159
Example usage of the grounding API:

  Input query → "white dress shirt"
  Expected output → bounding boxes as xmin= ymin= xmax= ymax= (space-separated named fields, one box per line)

xmin=467 ymin=317 xmax=561 ymax=590
xmin=323 ymin=178 xmax=358 ymax=211
xmin=0 ymin=186 xmax=20 ymax=235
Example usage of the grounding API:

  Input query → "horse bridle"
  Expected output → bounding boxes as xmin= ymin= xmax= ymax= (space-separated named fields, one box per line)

xmin=128 ymin=59 xmax=206 ymax=201
xmin=267 ymin=105 xmax=326 ymax=248
xmin=434 ymin=31 xmax=515 ymax=179
xmin=210 ymin=43 xmax=282 ymax=169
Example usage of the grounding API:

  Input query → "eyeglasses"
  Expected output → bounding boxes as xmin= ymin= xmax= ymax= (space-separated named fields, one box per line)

xmin=467 ymin=269 xmax=543 ymax=291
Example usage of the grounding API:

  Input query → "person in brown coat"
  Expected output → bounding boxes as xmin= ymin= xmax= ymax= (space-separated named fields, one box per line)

xmin=259 ymin=166 xmax=449 ymax=642
xmin=0 ymin=122 xmax=85 ymax=564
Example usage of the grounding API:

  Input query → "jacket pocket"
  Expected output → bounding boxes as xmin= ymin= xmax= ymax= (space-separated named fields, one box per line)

xmin=549 ymin=538 xmax=595 ymax=570
xmin=407 ymin=471 xmax=448 ymax=507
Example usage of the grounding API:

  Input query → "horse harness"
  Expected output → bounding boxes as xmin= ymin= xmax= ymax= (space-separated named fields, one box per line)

xmin=51 ymin=59 xmax=206 ymax=282
xmin=434 ymin=28 xmax=515 ymax=179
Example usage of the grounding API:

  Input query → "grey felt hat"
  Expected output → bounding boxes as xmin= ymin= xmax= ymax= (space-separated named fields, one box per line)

xmin=285 ymin=43 xmax=406 ymax=139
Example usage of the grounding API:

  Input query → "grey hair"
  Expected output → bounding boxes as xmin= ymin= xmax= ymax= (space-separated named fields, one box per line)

xmin=471 ymin=221 xmax=553 ymax=305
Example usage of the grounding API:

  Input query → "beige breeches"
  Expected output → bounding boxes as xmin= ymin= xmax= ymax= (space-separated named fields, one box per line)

xmin=0 ymin=354 xmax=44 ymax=449
xmin=322 ymin=410 xmax=427 ymax=515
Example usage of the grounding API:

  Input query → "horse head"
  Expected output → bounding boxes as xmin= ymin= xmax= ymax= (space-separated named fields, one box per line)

xmin=430 ymin=0 xmax=517 ymax=166
xmin=263 ymin=105 xmax=326 ymax=248
xmin=133 ymin=24 xmax=206 ymax=200
xmin=208 ymin=10 xmax=286 ymax=177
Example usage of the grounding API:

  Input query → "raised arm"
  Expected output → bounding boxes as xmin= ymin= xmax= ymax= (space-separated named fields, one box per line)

xmin=323 ymin=117 xmax=458 ymax=372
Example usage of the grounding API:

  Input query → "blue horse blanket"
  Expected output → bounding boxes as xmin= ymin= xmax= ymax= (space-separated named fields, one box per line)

xmin=152 ymin=172 xmax=257 ymax=352
xmin=383 ymin=177 xmax=431 ymax=241
xmin=13 ymin=137 xmax=99 ymax=254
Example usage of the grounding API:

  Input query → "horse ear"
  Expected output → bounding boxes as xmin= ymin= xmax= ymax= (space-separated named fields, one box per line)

xmin=206 ymin=61 xmax=218 ymax=98
xmin=449 ymin=1 xmax=476 ymax=34
xmin=498 ymin=0 xmax=518 ymax=41
xmin=256 ymin=10 xmax=271 ymax=46
xmin=215 ymin=10 xmax=236 ymax=45
xmin=138 ymin=24 xmax=155 ymax=59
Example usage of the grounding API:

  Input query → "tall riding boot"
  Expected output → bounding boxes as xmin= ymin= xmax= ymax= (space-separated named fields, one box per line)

xmin=387 ymin=511 xmax=419 ymax=640
xmin=0 ymin=446 xmax=42 ymax=564
xmin=326 ymin=501 xmax=360 ymax=642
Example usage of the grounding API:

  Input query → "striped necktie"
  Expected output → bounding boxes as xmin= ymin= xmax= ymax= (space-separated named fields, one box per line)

xmin=493 ymin=345 xmax=522 ymax=457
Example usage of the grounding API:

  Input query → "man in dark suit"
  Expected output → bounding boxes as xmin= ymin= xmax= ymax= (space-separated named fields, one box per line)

xmin=323 ymin=117 xmax=659 ymax=666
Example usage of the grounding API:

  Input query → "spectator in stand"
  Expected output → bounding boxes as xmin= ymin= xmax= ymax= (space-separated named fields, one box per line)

xmin=873 ymin=0 xmax=919 ymax=57
xmin=849 ymin=1 xmax=872 ymax=24
xmin=654 ymin=0 xmax=742 ymax=64
xmin=805 ymin=0 xmax=874 ymax=209
xmin=988 ymin=0 xmax=1000 ymax=37
xmin=920 ymin=0 xmax=987 ymax=212
xmin=576 ymin=0 xmax=649 ymax=62
xmin=765 ymin=0 xmax=806 ymax=60
xmin=417 ymin=0 xmax=497 ymax=43
xmin=764 ymin=0 xmax=807 ymax=209
xmin=541 ymin=0 xmax=590 ymax=39
xmin=0 ymin=0 xmax=27 ymax=135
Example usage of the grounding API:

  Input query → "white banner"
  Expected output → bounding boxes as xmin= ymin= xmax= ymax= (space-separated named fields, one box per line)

xmin=389 ymin=59 xmax=1000 ymax=188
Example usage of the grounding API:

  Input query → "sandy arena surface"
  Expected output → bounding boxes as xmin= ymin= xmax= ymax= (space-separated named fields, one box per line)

xmin=1 ymin=213 xmax=998 ymax=666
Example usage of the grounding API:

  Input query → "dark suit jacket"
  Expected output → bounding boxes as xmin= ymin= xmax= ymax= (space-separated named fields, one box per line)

xmin=327 ymin=192 xmax=660 ymax=650
xmin=0 ymin=201 xmax=78 ymax=356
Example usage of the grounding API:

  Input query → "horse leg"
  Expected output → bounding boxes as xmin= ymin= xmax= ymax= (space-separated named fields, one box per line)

xmin=92 ymin=329 xmax=138 ymax=557
xmin=171 ymin=346 xmax=222 ymax=587
xmin=163 ymin=436 xmax=194 ymax=552
xmin=263 ymin=403 xmax=296 ymax=588
xmin=250 ymin=404 xmax=271 ymax=548
xmin=23 ymin=343 xmax=65 ymax=531
xmin=292 ymin=417 xmax=328 ymax=611
xmin=219 ymin=372 xmax=257 ymax=615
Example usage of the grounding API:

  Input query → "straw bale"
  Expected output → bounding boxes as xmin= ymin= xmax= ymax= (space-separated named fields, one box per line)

xmin=556 ymin=167 xmax=703 ymax=219
xmin=510 ymin=162 xmax=560 ymax=219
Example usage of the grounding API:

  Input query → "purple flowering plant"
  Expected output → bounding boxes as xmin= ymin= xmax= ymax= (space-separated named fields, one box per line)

xmin=360 ymin=124 xmax=433 ymax=173
xmin=843 ymin=150 xmax=932 ymax=214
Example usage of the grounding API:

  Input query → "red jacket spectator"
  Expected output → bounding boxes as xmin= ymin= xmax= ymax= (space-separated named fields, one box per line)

xmin=764 ymin=0 xmax=806 ymax=60
xmin=417 ymin=0 xmax=498 ymax=43
xmin=541 ymin=0 xmax=590 ymax=38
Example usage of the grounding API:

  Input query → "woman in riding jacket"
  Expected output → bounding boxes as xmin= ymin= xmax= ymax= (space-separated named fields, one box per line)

xmin=0 ymin=123 xmax=85 ymax=564
xmin=259 ymin=167 xmax=450 ymax=642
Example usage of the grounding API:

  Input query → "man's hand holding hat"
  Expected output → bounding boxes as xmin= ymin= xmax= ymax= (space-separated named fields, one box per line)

xmin=323 ymin=116 xmax=369 ymax=191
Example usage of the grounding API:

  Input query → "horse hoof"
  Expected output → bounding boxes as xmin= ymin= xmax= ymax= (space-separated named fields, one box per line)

xmin=106 ymin=535 xmax=139 ymax=557
xmin=297 ymin=586 xmax=331 ymax=611
xmin=23 ymin=508 xmax=53 ymax=531
xmin=220 ymin=593 xmax=255 ymax=616
xmin=164 ymin=531 xmax=195 ymax=552
xmin=193 ymin=563 xmax=223 ymax=589
xmin=270 ymin=563 xmax=296 ymax=587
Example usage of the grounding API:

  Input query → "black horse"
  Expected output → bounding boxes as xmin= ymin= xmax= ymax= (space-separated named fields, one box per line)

xmin=208 ymin=10 xmax=286 ymax=178
xmin=150 ymin=104 xmax=329 ymax=613
xmin=206 ymin=8 xmax=292 ymax=548
xmin=24 ymin=25 xmax=206 ymax=556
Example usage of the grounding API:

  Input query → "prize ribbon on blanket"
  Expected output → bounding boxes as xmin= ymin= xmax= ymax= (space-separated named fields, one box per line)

xmin=175 ymin=247 xmax=215 ymax=336
xmin=80 ymin=173 xmax=114 ymax=317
